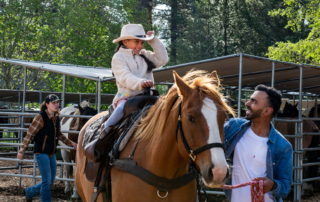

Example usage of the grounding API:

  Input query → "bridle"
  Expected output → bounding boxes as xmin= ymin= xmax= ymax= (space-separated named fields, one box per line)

xmin=107 ymin=100 xmax=227 ymax=202
xmin=175 ymin=101 xmax=226 ymax=201
xmin=176 ymin=102 xmax=225 ymax=163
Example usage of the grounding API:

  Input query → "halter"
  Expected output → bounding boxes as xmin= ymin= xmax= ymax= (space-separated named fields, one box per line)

xmin=105 ymin=100 xmax=227 ymax=202
xmin=176 ymin=102 xmax=225 ymax=162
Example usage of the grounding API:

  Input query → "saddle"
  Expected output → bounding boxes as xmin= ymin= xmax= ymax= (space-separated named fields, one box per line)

xmin=83 ymin=89 xmax=159 ymax=183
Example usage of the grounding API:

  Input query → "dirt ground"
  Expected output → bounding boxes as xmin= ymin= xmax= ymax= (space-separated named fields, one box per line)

xmin=0 ymin=152 xmax=320 ymax=202
xmin=0 ymin=152 xmax=81 ymax=202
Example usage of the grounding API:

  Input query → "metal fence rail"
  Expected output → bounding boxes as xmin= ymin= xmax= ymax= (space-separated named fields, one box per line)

xmin=0 ymin=142 xmax=77 ymax=184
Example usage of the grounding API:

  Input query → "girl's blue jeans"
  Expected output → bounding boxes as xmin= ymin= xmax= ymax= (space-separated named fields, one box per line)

xmin=25 ymin=154 xmax=57 ymax=202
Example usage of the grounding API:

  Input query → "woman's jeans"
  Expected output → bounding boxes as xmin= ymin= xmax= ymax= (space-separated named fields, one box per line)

xmin=25 ymin=154 xmax=57 ymax=202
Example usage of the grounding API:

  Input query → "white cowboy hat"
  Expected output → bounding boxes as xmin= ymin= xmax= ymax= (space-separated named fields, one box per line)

xmin=113 ymin=24 xmax=154 ymax=43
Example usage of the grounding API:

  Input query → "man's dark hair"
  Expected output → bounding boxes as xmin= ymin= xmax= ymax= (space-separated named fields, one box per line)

xmin=255 ymin=84 xmax=282 ymax=117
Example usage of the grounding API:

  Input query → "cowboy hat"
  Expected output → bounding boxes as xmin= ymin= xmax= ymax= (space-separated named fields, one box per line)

xmin=113 ymin=24 xmax=154 ymax=43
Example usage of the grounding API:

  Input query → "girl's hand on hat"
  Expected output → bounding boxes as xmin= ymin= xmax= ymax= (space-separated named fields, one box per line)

xmin=147 ymin=31 xmax=155 ymax=37
xmin=141 ymin=80 xmax=154 ymax=88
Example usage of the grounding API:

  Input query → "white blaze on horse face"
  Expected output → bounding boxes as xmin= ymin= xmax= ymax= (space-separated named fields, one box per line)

xmin=201 ymin=97 xmax=228 ymax=185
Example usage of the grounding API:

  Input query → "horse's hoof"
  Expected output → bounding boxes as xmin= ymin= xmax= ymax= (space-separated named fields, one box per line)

xmin=64 ymin=187 xmax=71 ymax=193
xmin=72 ymin=192 xmax=80 ymax=198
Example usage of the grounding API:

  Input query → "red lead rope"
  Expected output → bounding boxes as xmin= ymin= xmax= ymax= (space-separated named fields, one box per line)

xmin=221 ymin=180 xmax=264 ymax=202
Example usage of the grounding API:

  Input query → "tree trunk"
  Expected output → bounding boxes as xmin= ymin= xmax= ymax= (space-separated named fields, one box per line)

xmin=223 ymin=0 xmax=228 ymax=55
xmin=139 ymin=0 xmax=153 ymax=25
xmin=170 ymin=0 xmax=178 ymax=64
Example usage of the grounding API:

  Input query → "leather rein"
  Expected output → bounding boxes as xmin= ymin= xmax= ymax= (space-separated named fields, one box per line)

xmin=111 ymin=101 xmax=226 ymax=199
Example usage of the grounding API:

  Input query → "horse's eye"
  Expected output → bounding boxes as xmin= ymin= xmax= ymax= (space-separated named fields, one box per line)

xmin=188 ymin=115 xmax=195 ymax=123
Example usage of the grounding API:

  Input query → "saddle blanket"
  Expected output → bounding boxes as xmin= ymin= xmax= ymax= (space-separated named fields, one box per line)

xmin=82 ymin=114 xmax=109 ymax=148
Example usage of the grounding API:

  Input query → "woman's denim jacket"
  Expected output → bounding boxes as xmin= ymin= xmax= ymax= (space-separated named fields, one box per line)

xmin=224 ymin=118 xmax=293 ymax=202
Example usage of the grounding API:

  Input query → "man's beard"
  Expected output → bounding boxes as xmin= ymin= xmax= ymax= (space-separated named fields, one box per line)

xmin=245 ymin=108 xmax=263 ymax=120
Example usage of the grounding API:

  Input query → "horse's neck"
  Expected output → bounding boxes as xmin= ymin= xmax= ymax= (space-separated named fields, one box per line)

xmin=134 ymin=108 xmax=190 ymax=179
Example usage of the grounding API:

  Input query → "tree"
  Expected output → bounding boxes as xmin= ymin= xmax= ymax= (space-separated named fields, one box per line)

xmin=0 ymin=0 xmax=151 ymax=94
xmin=0 ymin=0 xmax=58 ymax=89
xmin=266 ymin=0 xmax=320 ymax=65
xmin=154 ymin=0 xmax=309 ymax=66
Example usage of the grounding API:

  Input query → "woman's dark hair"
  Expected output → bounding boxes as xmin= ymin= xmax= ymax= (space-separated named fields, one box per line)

xmin=255 ymin=84 xmax=282 ymax=117
xmin=115 ymin=41 xmax=156 ymax=73
xmin=40 ymin=101 xmax=47 ymax=112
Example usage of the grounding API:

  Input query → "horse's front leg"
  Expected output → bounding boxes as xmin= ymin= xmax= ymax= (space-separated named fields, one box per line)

xmin=71 ymin=159 xmax=80 ymax=198
xmin=61 ymin=149 xmax=71 ymax=193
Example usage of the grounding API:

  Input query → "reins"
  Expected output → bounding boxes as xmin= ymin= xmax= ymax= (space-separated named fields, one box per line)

xmin=222 ymin=180 xmax=265 ymax=202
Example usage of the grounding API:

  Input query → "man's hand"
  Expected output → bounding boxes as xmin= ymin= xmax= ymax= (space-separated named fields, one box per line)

xmin=73 ymin=143 xmax=78 ymax=150
xmin=253 ymin=177 xmax=274 ymax=194
xmin=17 ymin=153 xmax=24 ymax=160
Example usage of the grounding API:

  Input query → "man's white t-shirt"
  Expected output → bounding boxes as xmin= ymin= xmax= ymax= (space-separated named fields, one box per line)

xmin=231 ymin=127 xmax=273 ymax=202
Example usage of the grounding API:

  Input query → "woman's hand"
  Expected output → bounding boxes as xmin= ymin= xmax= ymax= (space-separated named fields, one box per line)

xmin=17 ymin=153 xmax=24 ymax=160
xmin=141 ymin=80 xmax=154 ymax=88
xmin=73 ymin=143 xmax=78 ymax=150
xmin=146 ymin=31 xmax=155 ymax=37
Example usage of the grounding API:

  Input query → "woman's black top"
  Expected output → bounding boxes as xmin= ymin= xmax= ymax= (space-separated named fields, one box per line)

xmin=33 ymin=111 xmax=60 ymax=154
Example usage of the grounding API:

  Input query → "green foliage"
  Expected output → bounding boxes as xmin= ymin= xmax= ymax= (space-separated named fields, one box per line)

xmin=155 ymin=0 xmax=307 ymax=66
xmin=0 ymin=0 xmax=150 ymax=95
xmin=266 ymin=0 xmax=320 ymax=65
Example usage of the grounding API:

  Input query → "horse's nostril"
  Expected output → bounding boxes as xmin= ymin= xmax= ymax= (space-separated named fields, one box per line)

xmin=208 ymin=164 xmax=214 ymax=180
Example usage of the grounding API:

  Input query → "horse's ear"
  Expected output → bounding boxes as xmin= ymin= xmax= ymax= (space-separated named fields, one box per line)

xmin=295 ymin=102 xmax=299 ymax=107
xmin=285 ymin=102 xmax=289 ymax=106
xmin=209 ymin=71 xmax=220 ymax=87
xmin=173 ymin=71 xmax=191 ymax=97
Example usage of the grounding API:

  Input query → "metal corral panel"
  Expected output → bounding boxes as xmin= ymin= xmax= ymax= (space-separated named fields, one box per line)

xmin=0 ymin=58 xmax=113 ymax=80
xmin=2 ymin=54 xmax=320 ymax=95
xmin=150 ymin=54 xmax=320 ymax=95
xmin=104 ymin=53 xmax=320 ymax=95
xmin=0 ymin=89 xmax=114 ymax=104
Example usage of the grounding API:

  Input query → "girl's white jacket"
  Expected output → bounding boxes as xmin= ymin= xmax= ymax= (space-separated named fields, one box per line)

xmin=111 ymin=36 xmax=168 ymax=106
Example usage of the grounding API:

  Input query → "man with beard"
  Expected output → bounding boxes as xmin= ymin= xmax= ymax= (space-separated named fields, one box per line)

xmin=223 ymin=85 xmax=293 ymax=202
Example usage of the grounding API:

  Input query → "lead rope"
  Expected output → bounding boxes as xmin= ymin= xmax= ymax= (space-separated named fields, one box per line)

xmin=221 ymin=180 xmax=264 ymax=202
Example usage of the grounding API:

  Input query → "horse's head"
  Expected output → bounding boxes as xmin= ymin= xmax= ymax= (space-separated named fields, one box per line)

xmin=78 ymin=104 xmax=97 ymax=125
xmin=173 ymin=70 xmax=234 ymax=188
xmin=282 ymin=101 xmax=299 ymax=117
xmin=72 ymin=101 xmax=97 ymax=131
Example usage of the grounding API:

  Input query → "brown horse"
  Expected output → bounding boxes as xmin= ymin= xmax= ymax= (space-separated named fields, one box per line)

xmin=75 ymin=70 xmax=235 ymax=202
xmin=275 ymin=119 xmax=318 ymax=153
xmin=303 ymin=104 xmax=320 ymax=118
xmin=275 ymin=102 xmax=320 ymax=195
xmin=59 ymin=101 xmax=97 ymax=198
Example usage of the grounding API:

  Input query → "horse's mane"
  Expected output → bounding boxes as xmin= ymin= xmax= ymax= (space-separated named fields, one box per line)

xmin=71 ymin=100 xmax=91 ymax=131
xmin=135 ymin=69 xmax=236 ymax=147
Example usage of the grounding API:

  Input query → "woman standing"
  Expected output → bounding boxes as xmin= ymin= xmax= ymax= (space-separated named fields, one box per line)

xmin=17 ymin=94 xmax=77 ymax=202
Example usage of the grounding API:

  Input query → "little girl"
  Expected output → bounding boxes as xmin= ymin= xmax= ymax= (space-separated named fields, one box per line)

xmin=104 ymin=24 xmax=169 ymax=133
